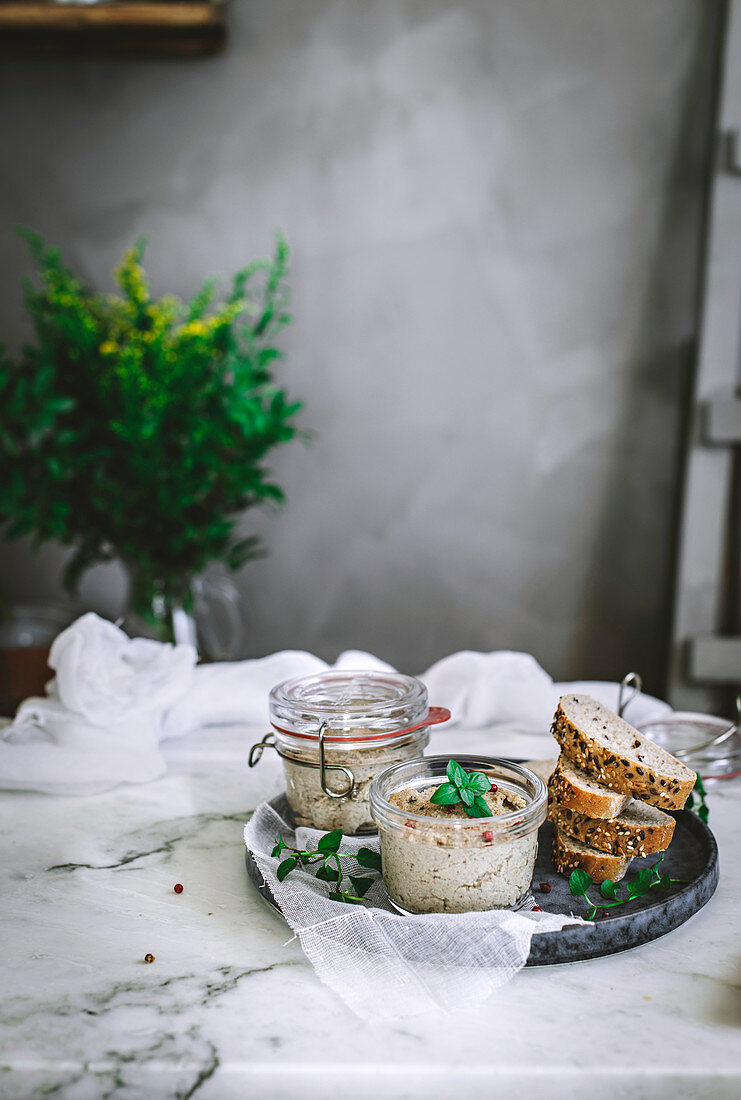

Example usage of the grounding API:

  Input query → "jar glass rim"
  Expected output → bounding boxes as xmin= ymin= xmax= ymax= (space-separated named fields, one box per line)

xmin=269 ymin=669 xmax=429 ymax=739
xmin=370 ymin=755 xmax=547 ymax=833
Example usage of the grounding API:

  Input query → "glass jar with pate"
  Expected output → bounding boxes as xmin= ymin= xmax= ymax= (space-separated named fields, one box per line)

xmin=370 ymin=756 xmax=547 ymax=913
xmin=248 ymin=670 xmax=450 ymax=835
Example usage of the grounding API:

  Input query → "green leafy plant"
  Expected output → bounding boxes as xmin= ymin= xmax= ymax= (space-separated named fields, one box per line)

xmin=271 ymin=830 xmax=382 ymax=905
xmin=568 ymin=854 xmax=685 ymax=921
xmin=429 ymin=758 xmax=494 ymax=818
xmin=686 ymin=773 xmax=709 ymax=823
xmin=0 ymin=228 xmax=303 ymax=632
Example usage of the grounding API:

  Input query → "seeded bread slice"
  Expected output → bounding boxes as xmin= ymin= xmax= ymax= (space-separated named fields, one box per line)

xmin=548 ymin=794 xmax=675 ymax=857
xmin=552 ymin=694 xmax=696 ymax=811
xmin=548 ymin=755 xmax=632 ymax=819
xmin=552 ymin=828 xmax=632 ymax=884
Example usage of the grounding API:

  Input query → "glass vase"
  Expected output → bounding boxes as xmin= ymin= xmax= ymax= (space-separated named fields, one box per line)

xmin=123 ymin=570 xmax=245 ymax=659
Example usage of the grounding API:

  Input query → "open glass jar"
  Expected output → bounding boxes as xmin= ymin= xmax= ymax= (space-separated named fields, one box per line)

xmin=370 ymin=756 xmax=546 ymax=913
xmin=249 ymin=670 xmax=450 ymax=834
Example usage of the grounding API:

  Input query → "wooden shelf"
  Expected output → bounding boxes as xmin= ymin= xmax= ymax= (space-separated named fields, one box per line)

xmin=0 ymin=1 xmax=227 ymax=58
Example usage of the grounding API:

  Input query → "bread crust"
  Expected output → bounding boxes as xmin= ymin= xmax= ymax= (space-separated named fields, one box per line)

xmin=552 ymin=706 xmax=695 ymax=811
xmin=548 ymin=756 xmax=631 ymax=819
xmin=548 ymin=796 xmax=675 ymax=857
xmin=552 ymin=828 xmax=631 ymax=884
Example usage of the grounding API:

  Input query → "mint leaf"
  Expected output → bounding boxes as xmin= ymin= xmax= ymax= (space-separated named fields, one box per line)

xmin=649 ymin=854 xmax=664 ymax=884
xmin=330 ymin=890 xmax=363 ymax=905
xmin=569 ymin=869 xmax=593 ymax=896
xmin=430 ymin=782 xmax=460 ymax=805
xmin=349 ymin=876 xmax=374 ymax=897
xmin=356 ymin=847 xmax=382 ymax=871
xmin=689 ymin=773 xmax=709 ymax=822
xmin=626 ymin=868 xmax=654 ymax=898
xmin=467 ymin=771 xmax=492 ymax=794
xmin=271 ymin=833 xmax=286 ymax=858
xmin=459 ymin=785 xmax=475 ymax=807
xmin=315 ymin=864 xmax=339 ymax=883
xmin=277 ymin=856 xmax=298 ymax=881
xmin=465 ymin=794 xmax=493 ymax=818
xmin=600 ymin=879 xmax=618 ymax=900
xmin=317 ymin=830 xmax=342 ymax=853
xmin=447 ymin=759 xmax=467 ymax=788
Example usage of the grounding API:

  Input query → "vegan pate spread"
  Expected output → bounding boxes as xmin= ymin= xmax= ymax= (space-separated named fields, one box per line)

xmin=380 ymin=784 xmax=536 ymax=913
xmin=283 ymin=737 xmax=423 ymax=835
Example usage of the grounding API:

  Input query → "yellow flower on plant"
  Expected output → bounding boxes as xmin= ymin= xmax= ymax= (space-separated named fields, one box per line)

xmin=181 ymin=320 xmax=207 ymax=338
xmin=100 ymin=341 xmax=118 ymax=355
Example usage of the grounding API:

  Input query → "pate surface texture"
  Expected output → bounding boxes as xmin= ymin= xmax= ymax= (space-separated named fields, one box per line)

xmin=389 ymin=783 xmax=523 ymax=820
xmin=282 ymin=738 xmax=424 ymax=834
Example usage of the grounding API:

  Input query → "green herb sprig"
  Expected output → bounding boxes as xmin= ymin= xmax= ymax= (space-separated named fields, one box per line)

xmin=0 ymin=230 xmax=303 ymax=625
xmin=429 ymin=758 xmax=494 ymax=818
xmin=568 ymin=854 xmax=685 ymax=921
xmin=271 ymin=830 xmax=382 ymax=904
xmin=686 ymin=773 xmax=709 ymax=823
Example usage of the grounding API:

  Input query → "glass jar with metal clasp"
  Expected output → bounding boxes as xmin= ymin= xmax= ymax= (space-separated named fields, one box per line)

xmin=248 ymin=669 xmax=451 ymax=835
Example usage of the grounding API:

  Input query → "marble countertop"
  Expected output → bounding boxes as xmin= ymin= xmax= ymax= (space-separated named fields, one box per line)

xmin=2 ymin=721 xmax=740 ymax=1100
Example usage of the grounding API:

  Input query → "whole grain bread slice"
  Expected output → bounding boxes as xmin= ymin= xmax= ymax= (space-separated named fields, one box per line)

xmin=548 ymin=754 xmax=632 ymax=819
xmin=552 ymin=694 xmax=696 ymax=811
xmin=552 ymin=828 xmax=632 ymax=884
xmin=548 ymin=794 xmax=676 ymax=857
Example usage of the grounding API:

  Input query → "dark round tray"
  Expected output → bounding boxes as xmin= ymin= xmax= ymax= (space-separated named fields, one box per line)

xmin=245 ymin=796 xmax=718 ymax=967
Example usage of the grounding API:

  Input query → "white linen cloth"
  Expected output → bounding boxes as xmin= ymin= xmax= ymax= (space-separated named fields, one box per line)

xmin=244 ymin=801 xmax=583 ymax=1021
xmin=0 ymin=612 xmax=672 ymax=795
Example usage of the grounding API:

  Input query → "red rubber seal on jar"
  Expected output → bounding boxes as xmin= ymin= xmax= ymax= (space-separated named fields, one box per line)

xmin=271 ymin=705 xmax=451 ymax=743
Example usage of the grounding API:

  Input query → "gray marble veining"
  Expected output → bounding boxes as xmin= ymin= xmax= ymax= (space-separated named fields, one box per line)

xmin=1 ymin=721 xmax=740 ymax=1098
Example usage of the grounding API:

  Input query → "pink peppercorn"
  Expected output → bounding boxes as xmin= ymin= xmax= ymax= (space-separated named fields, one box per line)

xmin=404 ymin=820 xmax=416 ymax=829
xmin=483 ymin=830 xmax=494 ymax=841
xmin=174 ymin=883 xmax=184 ymax=894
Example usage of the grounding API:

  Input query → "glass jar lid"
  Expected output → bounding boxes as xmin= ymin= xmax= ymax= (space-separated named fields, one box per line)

xmin=269 ymin=669 xmax=448 ymax=743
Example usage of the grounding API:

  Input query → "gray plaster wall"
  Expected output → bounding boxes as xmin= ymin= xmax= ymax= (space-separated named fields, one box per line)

xmin=0 ymin=1 xmax=723 ymax=690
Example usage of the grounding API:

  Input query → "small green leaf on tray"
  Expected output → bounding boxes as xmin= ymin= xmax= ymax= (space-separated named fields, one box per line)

xmin=315 ymin=864 xmax=339 ymax=883
xmin=277 ymin=856 xmax=298 ymax=881
xmin=329 ymin=891 xmax=363 ymax=905
xmin=271 ymin=833 xmax=287 ymax=858
xmin=317 ymin=829 xmax=342 ymax=853
xmin=569 ymin=868 xmax=593 ymax=896
xmin=626 ymin=868 xmax=654 ymax=899
xmin=271 ymin=831 xmax=383 ymax=903
xmin=689 ymin=773 xmax=709 ymax=822
xmin=568 ymin=854 xmax=682 ymax=921
xmin=356 ymin=847 xmax=382 ymax=871
xmin=349 ymin=876 xmax=374 ymax=897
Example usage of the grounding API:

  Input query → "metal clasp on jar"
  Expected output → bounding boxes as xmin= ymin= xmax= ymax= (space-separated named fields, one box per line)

xmin=248 ymin=722 xmax=357 ymax=800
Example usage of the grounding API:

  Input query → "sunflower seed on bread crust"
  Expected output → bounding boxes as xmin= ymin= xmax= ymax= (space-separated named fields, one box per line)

xmin=548 ymin=793 xmax=675 ymax=857
xmin=552 ymin=828 xmax=632 ymax=884
xmin=552 ymin=694 xmax=696 ymax=812
xmin=549 ymin=754 xmax=632 ymax=819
